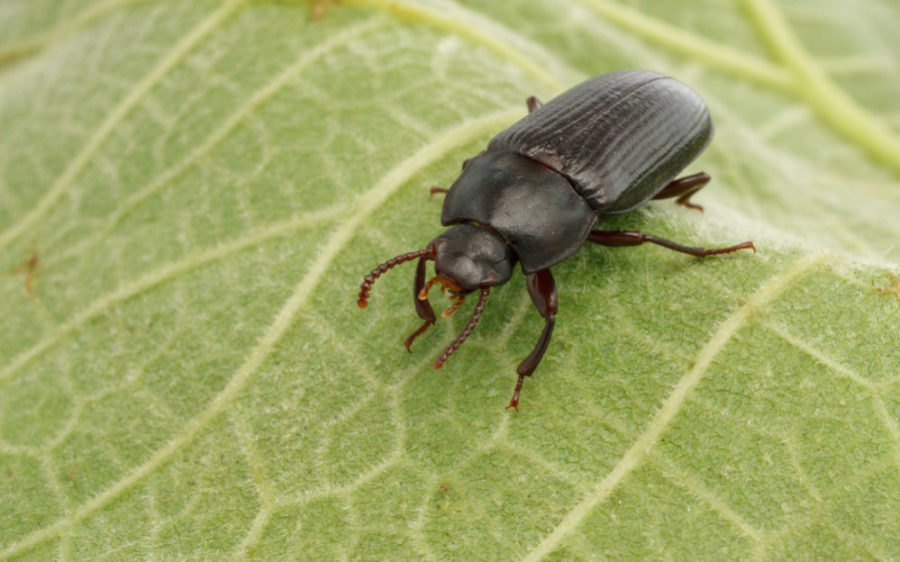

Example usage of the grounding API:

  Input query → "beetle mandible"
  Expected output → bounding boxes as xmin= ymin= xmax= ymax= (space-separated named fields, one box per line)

xmin=357 ymin=69 xmax=754 ymax=409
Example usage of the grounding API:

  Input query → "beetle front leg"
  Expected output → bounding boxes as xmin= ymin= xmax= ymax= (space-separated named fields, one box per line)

xmin=404 ymin=256 xmax=437 ymax=351
xmin=652 ymin=172 xmax=710 ymax=211
xmin=587 ymin=230 xmax=755 ymax=257
xmin=509 ymin=268 xmax=557 ymax=410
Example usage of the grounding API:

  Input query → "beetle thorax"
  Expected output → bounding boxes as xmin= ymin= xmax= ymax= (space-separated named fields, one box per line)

xmin=432 ymin=223 xmax=515 ymax=293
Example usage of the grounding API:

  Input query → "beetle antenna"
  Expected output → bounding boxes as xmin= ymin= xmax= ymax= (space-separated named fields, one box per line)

xmin=358 ymin=247 xmax=434 ymax=308
xmin=433 ymin=286 xmax=489 ymax=369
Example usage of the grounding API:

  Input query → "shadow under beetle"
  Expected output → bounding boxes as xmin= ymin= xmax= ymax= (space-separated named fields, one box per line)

xmin=358 ymin=69 xmax=755 ymax=409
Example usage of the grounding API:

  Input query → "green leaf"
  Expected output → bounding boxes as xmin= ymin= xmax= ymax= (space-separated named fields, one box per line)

xmin=1 ymin=0 xmax=898 ymax=559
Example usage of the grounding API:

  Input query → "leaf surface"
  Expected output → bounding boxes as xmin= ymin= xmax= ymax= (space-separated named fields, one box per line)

xmin=1 ymin=0 xmax=899 ymax=559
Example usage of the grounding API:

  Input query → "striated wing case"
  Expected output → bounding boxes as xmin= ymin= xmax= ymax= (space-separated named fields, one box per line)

xmin=488 ymin=69 xmax=713 ymax=215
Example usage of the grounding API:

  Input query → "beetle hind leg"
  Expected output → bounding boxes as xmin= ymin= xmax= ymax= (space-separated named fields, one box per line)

xmin=653 ymin=172 xmax=710 ymax=211
xmin=509 ymin=269 xmax=557 ymax=410
xmin=587 ymin=229 xmax=755 ymax=257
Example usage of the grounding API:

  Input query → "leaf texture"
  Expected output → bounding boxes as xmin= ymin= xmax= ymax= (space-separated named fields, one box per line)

xmin=1 ymin=0 xmax=899 ymax=559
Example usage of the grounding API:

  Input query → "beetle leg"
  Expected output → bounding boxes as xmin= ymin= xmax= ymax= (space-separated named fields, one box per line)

xmin=509 ymin=268 xmax=557 ymax=410
xmin=429 ymin=186 xmax=448 ymax=196
xmin=404 ymin=256 xmax=437 ymax=351
xmin=526 ymin=96 xmax=543 ymax=113
xmin=587 ymin=230 xmax=755 ymax=257
xmin=652 ymin=172 xmax=710 ymax=211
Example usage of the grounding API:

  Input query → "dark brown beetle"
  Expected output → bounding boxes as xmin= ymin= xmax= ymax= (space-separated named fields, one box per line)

xmin=358 ymin=70 xmax=754 ymax=409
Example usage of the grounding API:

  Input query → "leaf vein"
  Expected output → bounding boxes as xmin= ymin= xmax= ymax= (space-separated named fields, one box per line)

xmin=0 ymin=205 xmax=347 ymax=384
xmin=649 ymin=452 xmax=765 ymax=543
xmin=522 ymin=253 xmax=830 ymax=561
xmin=0 ymin=109 xmax=521 ymax=559
xmin=0 ymin=0 xmax=251 ymax=252
xmin=763 ymin=319 xmax=900 ymax=469
xmin=739 ymin=0 xmax=900 ymax=176
xmin=575 ymin=0 xmax=792 ymax=90
xmin=229 ymin=409 xmax=275 ymax=559
xmin=39 ymin=17 xmax=386 ymax=267
xmin=0 ymin=0 xmax=146 ymax=68
xmin=343 ymin=0 xmax=571 ymax=91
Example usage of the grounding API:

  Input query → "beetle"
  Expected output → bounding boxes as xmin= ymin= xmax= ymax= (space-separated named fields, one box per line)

xmin=357 ymin=69 xmax=754 ymax=409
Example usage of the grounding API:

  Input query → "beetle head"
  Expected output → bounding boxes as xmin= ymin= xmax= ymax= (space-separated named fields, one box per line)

xmin=356 ymin=223 xmax=513 ymax=371
xmin=430 ymin=223 xmax=514 ymax=293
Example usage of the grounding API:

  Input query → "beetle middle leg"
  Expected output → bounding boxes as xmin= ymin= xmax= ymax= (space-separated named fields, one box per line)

xmin=652 ymin=172 xmax=710 ymax=211
xmin=509 ymin=268 xmax=557 ymax=410
xmin=587 ymin=230 xmax=755 ymax=257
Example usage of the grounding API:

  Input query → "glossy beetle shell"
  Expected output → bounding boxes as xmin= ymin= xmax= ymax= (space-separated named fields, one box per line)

xmin=440 ymin=69 xmax=713 ymax=273
xmin=441 ymin=151 xmax=595 ymax=273
xmin=488 ymin=69 xmax=713 ymax=214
